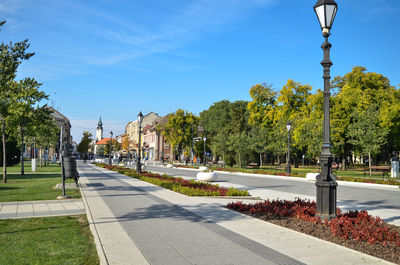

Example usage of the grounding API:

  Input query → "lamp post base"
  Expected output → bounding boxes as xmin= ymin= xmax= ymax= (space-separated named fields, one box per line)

xmin=316 ymin=179 xmax=337 ymax=219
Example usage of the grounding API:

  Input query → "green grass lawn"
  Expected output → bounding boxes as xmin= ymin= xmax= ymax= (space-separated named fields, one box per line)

xmin=0 ymin=215 xmax=99 ymax=265
xmin=0 ymin=173 xmax=81 ymax=202
xmin=1 ymin=161 xmax=61 ymax=174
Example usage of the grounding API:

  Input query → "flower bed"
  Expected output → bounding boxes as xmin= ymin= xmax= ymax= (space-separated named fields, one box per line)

xmin=227 ymin=199 xmax=400 ymax=263
xmin=96 ymin=164 xmax=249 ymax=197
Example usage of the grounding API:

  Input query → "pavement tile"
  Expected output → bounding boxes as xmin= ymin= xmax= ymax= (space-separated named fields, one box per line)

xmin=189 ymin=254 xmax=233 ymax=265
xmin=17 ymin=212 xmax=35 ymax=218
xmin=65 ymin=209 xmax=85 ymax=215
xmin=34 ymin=211 xmax=52 ymax=216
xmin=224 ymin=252 xmax=276 ymax=265
xmin=47 ymin=204 xmax=64 ymax=211
xmin=50 ymin=210 xmax=68 ymax=215
xmin=147 ymin=256 xmax=192 ymax=265
xmin=177 ymin=245 xmax=219 ymax=258
xmin=17 ymin=204 xmax=34 ymax=212
xmin=0 ymin=213 xmax=17 ymax=219
xmin=130 ymin=232 xmax=163 ymax=243
xmin=141 ymin=246 xmax=183 ymax=260
xmin=1 ymin=204 xmax=17 ymax=213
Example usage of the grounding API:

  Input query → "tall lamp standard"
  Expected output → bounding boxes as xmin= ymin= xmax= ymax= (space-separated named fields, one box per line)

xmin=314 ymin=0 xmax=338 ymax=219
xmin=137 ymin=111 xmax=144 ymax=173
xmin=203 ymin=137 xmax=207 ymax=166
xmin=109 ymin=131 xmax=113 ymax=166
xmin=286 ymin=121 xmax=291 ymax=175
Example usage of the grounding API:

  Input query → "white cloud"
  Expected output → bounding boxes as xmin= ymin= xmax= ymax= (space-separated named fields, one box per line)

xmin=2 ymin=0 xmax=276 ymax=78
xmin=0 ymin=0 xmax=24 ymax=14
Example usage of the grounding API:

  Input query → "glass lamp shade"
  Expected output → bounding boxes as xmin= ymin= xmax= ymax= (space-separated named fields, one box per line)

xmin=286 ymin=122 xmax=291 ymax=132
xmin=203 ymin=137 xmax=207 ymax=141
xmin=138 ymin=111 xmax=144 ymax=125
xmin=314 ymin=0 xmax=338 ymax=33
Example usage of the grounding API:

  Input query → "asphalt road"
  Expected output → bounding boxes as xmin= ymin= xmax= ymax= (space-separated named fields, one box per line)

xmin=145 ymin=165 xmax=400 ymax=224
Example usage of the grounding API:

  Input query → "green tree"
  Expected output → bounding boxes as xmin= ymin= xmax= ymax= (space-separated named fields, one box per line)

xmin=29 ymin=106 xmax=59 ymax=167
xmin=0 ymin=21 xmax=34 ymax=182
xmin=247 ymin=81 xmax=311 ymax=165
xmin=331 ymin=66 xmax=398 ymax=168
xmin=77 ymin=131 xmax=93 ymax=154
xmin=227 ymin=132 xmax=252 ymax=168
xmin=292 ymin=90 xmax=323 ymax=163
xmin=0 ymin=134 xmax=20 ymax=167
xmin=7 ymin=79 xmax=48 ymax=175
xmin=159 ymin=109 xmax=199 ymax=162
xmin=248 ymin=83 xmax=276 ymax=129
xmin=96 ymin=145 xmax=105 ymax=157
xmin=250 ymin=126 xmax=268 ymax=166
xmin=347 ymin=105 xmax=388 ymax=176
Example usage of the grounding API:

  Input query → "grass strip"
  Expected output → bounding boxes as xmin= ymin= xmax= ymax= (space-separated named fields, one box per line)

xmin=0 ymin=215 xmax=99 ymax=265
xmin=0 ymin=173 xmax=81 ymax=202
xmin=1 ymin=161 xmax=61 ymax=173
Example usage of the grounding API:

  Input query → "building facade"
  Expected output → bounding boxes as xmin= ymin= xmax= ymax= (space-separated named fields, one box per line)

xmin=142 ymin=116 xmax=172 ymax=161
xmin=124 ymin=112 xmax=160 ymax=157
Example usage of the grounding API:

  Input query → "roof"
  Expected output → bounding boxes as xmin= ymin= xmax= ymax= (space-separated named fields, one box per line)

xmin=96 ymin=138 xmax=114 ymax=145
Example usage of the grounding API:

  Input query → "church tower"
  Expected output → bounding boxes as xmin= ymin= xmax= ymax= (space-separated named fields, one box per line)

xmin=96 ymin=117 xmax=103 ymax=141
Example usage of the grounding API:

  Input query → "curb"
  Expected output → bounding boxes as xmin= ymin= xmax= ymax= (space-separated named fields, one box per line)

xmin=79 ymin=178 xmax=109 ymax=265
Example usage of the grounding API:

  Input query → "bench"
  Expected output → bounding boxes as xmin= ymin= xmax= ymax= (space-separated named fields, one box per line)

xmin=363 ymin=166 xmax=390 ymax=178
xmin=246 ymin=163 xmax=259 ymax=169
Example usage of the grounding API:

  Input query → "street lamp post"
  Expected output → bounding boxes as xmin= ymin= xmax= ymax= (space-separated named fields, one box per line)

xmin=137 ymin=111 xmax=144 ymax=173
xmin=109 ymin=131 xmax=113 ymax=166
xmin=286 ymin=122 xmax=291 ymax=175
xmin=203 ymin=137 xmax=207 ymax=166
xmin=314 ymin=0 xmax=338 ymax=219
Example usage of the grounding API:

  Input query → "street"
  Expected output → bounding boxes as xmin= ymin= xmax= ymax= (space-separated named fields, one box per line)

xmin=145 ymin=165 xmax=400 ymax=226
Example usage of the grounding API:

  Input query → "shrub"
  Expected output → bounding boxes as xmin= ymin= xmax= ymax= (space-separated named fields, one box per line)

xmin=227 ymin=199 xmax=400 ymax=247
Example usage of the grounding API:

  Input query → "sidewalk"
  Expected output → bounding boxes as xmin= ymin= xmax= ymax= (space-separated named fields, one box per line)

xmin=0 ymin=199 xmax=85 ymax=219
xmin=79 ymin=163 xmax=393 ymax=265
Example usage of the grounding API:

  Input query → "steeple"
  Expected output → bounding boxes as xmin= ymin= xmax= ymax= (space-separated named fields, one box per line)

xmin=97 ymin=116 xmax=103 ymax=130
xmin=96 ymin=116 xmax=103 ymax=141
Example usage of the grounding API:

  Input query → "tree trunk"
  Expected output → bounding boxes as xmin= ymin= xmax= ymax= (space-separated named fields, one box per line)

xmin=20 ymin=125 xmax=24 ymax=175
xmin=259 ymin=153 xmax=263 ymax=167
xmin=238 ymin=152 xmax=242 ymax=168
xmin=277 ymin=155 xmax=280 ymax=165
xmin=369 ymin=152 xmax=372 ymax=178
xmin=2 ymin=120 xmax=7 ymax=183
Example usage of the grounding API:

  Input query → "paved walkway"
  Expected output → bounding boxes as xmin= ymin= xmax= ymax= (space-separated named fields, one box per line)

xmin=79 ymin=163 xmax=393 ymax=265
xmin=0 ymin=199 xmax=85 ymax=219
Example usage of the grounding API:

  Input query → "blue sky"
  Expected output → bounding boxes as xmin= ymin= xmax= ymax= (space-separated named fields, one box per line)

xmin=1 ymin=0 xmax=399 ymax=142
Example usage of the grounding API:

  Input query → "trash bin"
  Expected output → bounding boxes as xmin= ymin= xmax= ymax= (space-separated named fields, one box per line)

xmin=64 ymin=156 xmax=80 ymax=185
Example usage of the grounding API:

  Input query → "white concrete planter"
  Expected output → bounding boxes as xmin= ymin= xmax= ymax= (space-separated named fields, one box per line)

xmin=306 ymin=173 xmax=319 ymax=181
xmin=166 ymin=164 xmax=173 ymax=168
xmin=199 ymin=166 xmax=209 ymax=171
xmin=196 ymin=171 xmax=217 ymax=182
